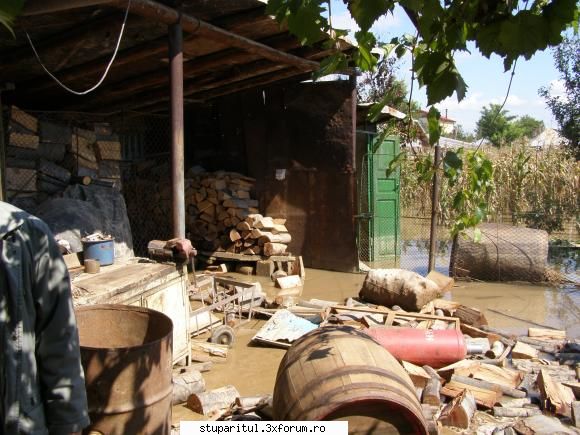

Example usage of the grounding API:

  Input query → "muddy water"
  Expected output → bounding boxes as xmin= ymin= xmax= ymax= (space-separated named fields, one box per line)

xmin=199 ymin=268 xmax=579 ymax=401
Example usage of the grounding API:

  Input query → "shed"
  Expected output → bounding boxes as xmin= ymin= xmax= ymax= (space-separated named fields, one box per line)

xmin=0 ymin=0 xmax=359 ymax=271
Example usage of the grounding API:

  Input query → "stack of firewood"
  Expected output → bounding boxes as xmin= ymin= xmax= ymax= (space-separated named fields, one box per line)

xmin=4 ymin=106 xmax=123 ymax=213
xmin=223 ymin=214 xmax=291 ymax=256
xmin=184 ymin=171 xmax=291 ymax=256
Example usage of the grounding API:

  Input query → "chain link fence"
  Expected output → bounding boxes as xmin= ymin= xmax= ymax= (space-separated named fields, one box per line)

xmin=357 ymin=141 xmax=579 ymax=283
xmin=2 ymin=107 xmax=172 ymax=255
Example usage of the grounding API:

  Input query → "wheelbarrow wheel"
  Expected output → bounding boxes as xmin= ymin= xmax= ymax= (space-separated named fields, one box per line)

xmin=210 ymin=325 xmax=235 ymax=347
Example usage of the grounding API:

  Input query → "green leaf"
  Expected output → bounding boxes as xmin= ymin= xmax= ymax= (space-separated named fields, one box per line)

xmin=0 ymin=0 xmax=24 ymax=37
xmin=286 ymin=3 xmax=327 ymax=45
xmin=473 ymin=228 xmax=482 ymax=243
xmin=427 ymin=107 xmax=441 ymax=145
xmin=355 ymin=31 xmax=379 ymax=71
xmin=349 ymin=0 xmax=392 ymax=33
xmin=385 ymin=151 xmax=406 ymax=177
xmin=313 ymin=52 xmax=348 ymax=80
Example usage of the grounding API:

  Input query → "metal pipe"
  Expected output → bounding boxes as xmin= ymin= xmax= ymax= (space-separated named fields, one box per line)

xmin=169 ymin=21 xmax=185 ymax=238
xmin=428 ymin=144 xmax=441 ymax=272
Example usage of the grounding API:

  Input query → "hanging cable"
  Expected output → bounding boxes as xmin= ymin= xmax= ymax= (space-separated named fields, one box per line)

xmin=25 ymin=0 xmax=132 ymax=96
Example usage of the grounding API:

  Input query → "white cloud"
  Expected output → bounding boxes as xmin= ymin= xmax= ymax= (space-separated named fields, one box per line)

xmin=330 ymin=4 xmax=404 ymax=40
xmin=490 ymin=94 xmax=527 ymax=107
xmin=548 ymin=79 xmax=567 ymax=100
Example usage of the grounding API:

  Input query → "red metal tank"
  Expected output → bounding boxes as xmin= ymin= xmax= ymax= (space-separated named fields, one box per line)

xmin=365 ymin=327 xmax=467 ymax=368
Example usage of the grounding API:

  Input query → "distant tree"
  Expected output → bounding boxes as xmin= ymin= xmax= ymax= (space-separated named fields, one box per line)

xmin=455 ymin=125 xmax=475 ymax=142
xmin=357 ymin=55 xmax=408 ymax=112
xmin=476 ymin=104 xmax=520 ymax=147
xmin=514 ymin=115 xmax=545 ymax=139
xmin=539 ymin=35 xmax=579 ymax=156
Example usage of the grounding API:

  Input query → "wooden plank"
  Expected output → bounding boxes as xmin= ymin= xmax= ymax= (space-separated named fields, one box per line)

xmin=402 ymin=361 xmax=430 ymax=389
xmin=276 ymin=275 xmax=302 ymax=289
xmin=537 ymin=369 xmax=575 ymax=417
xmin=512 ymin=341 xmax=539 ymax=359
xmin=440 ymin=380 xmax=501 ymax=409
xmin=460 ymin=323 xmax=501 ymax=345
xmin=528 ymin=328 xmax=566 ymax=340
xmin=454 ymin=362 xmax=523 ymax=389
xmin=438 ymin=389 xmax=476 ymax=429
xmin=454 ymin=305 xmax=488 ymax=327
xmin=5 ymin=167 xmax=37 ymax=192
xmin=95 ymin=140 xmax=122 ymax=160
xmin=451 ymin=375 xmax=526 ymax=398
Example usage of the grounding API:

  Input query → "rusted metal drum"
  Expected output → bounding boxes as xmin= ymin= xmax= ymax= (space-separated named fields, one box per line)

xmin=76 ymin=304 xmax=173 ymax=435
xmin=273 ymin=326 xmax=429 ymax=434
xmin=365 ymin=327 xmax=467 ymax=368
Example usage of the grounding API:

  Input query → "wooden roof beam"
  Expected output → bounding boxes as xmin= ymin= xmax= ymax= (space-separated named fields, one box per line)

xmin=111 ymin=0 xmax=318 ymax=72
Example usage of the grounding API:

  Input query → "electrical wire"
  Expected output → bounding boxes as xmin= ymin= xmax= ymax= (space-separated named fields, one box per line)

xmin=25 ymin=0 xmax=132 ymax=96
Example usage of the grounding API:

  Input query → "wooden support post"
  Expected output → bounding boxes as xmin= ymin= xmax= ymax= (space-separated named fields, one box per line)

xmin=428 ymin=144 xmax=441 ymax=272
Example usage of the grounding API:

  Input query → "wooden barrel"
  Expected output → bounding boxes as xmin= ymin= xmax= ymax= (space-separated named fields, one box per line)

xmin=273 ymin=326 xmax=429 ymax=434
xmin=450 ymin=223 xmax=549 ymax=282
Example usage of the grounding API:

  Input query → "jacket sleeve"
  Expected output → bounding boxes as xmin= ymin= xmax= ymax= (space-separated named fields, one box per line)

xmin=31 ymin=220 xmax=90 ymax=434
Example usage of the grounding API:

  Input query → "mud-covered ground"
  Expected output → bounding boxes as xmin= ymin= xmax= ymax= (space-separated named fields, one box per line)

xmin=173 ymin=269 xmax=580 ymax=428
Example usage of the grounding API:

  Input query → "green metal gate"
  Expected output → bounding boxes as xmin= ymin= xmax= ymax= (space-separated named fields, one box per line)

xmin=357 ymin=133 xmax=401 ymax=269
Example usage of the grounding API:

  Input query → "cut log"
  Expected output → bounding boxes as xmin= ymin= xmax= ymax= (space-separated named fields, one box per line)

xmin=264 ymin=242 xmax=287 ymax=256
xmin=236 ymin=221 xmax=251 ymax=232
xmin=11 ymin=106 xmax=38 ymax=132
xmin=451 ymin=374 xmax=526 ymax=398
xmin=528 ymin=328 xmax=566 ymax=340
xmin=425 ymin=270 xmax=455 ymax=292
xmin=359 ymin=269 xmax=441 ymax=312
xmin=454 ymin=305 xmax=488 ymax=327
xmin=438 ymin=389 xmax=476 ymax=429
xmin=493 ymin=407 xmax=541 ymax=418
xmin=245 ymin=214 xmax=263 ymax=226
xmin=273 ymin=218 xmax=287 ymax=225
xmin=454 ymin=362 xmax=523 ymax=389
xmin=276 ymin=275 xmax=302 ymax=289
xmin=440 ymin=380 xmax=501 ymax=409
xmin=255 ymin=216 xmax=275 ymax=229
xmin=537 ymin=368 xmax=575 ymax=417
xmin=401 ymin=361 xmax=431 ymax=389
xmin=422 ymin=365 xmax=442 ymax=406
xmin=258 ymin=232 xmax=292 ymax=244
xmin=172 ymin=369 xmax=205 ymax=405
xmin=485 ymin=341 xmax=506 ymax=359
xmin=512 ymin=341 xmax=539 ymax=359
xmin=95 ymin=140 xmax=122 ymax=161
xmin=9 ymin=132 xmax=39 ymax=149
xmin=186 ymin=385 xmax=240 ymax=416
xmin=229 ymin=229 xmax=241 ymax=242
xmin=223 ymin=199 xmax=258 ymax=208
xmin=191 ymin=341 xmax=228 ymax=358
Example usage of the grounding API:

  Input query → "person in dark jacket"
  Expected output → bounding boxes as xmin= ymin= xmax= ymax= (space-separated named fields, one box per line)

xmin=0 ymin=201 xmax=89 ymax=434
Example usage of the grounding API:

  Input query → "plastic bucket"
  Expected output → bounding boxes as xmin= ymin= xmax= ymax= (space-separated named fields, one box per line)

xmin=82 ymin=238 xmax=115 ymax=266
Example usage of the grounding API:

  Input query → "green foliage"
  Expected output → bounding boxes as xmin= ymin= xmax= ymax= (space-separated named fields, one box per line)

xmin=0 ymin=0 xmax=24 ymax=37
xmin=455 ymin=124 xmax=475 ymax=142
xmin=476 ymin=104 xmax=521 ymax=147
xmin=539 ymin=34 xmax=580 ymax=156
xmin=427 ymin=107 xmax=441 ymax=145
xmin=267 ymin=0 xmax=578 ymax=105
xmin=400 ymin=145 xmax=579 ymax=234
xmin=514 ymin=115 xmax=545 ymax=139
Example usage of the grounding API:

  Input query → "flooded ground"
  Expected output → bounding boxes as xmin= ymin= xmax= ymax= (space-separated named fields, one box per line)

xmin=180 ymin=267 xmax=579 ymax=416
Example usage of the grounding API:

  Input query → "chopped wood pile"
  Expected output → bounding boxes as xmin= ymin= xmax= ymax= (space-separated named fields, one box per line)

xmin=183 ymin=171 xmax=291 ymax=256
xmin=5 ymin=106 xmax=122 ymax=212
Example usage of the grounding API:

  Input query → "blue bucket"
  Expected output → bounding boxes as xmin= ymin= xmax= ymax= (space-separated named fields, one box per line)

xmin=82 ymin=238 xmax=115 ymax=266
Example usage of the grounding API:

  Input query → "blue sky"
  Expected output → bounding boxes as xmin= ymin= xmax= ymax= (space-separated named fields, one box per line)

xmin=330 ymin=2 xmax=564 ymax=133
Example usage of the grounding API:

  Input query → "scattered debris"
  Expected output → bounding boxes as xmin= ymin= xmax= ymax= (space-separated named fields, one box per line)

xmin=252 ymin=310 xmax=317 ymax=348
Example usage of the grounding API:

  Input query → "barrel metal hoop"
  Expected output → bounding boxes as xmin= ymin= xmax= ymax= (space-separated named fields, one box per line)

xmin=281 ymin=365 xmax=420 ymax=420
xmin=276 ymin=328 xmax=376 ymax=381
